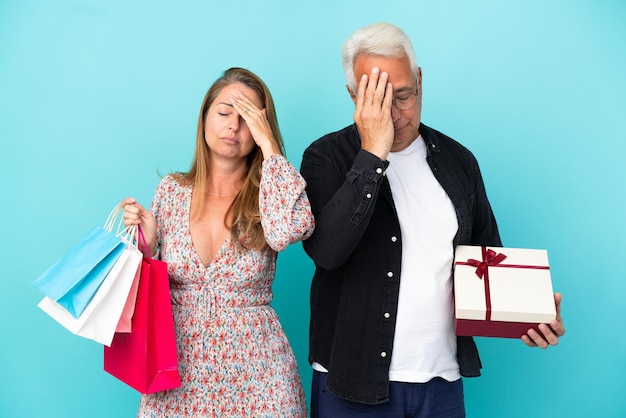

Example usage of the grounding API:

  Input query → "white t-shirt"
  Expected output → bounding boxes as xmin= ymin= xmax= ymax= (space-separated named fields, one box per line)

xmin=385 ymin=135 xmax=460 ymax=383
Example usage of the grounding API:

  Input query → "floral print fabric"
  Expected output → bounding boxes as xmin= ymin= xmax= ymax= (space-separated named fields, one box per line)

xmin=137 ymin=155 xmax=314 ymax=417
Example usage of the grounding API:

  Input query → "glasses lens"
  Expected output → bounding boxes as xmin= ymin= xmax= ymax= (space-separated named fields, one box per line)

xmin=394 ymin=91 xmax=417 ymax=110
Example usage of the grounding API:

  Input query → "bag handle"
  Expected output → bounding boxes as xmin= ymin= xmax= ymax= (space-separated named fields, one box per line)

xmin=103 ymin=204 xmax=138 ymax=249
xmin=103 ymin=205 xmax=123 ymax=233
xmin=118 ymin=224 xmax=138 ymax=249
xmin=137 ymin=226 xmax=151 ymax=258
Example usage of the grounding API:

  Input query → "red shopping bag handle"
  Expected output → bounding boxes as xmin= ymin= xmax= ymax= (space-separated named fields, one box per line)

xmin=137 ymin=227 xmax=150 ymax=259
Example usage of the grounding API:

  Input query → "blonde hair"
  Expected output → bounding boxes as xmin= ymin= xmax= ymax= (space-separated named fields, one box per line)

xmin=174 ymin=67 xmax=285 ymax=250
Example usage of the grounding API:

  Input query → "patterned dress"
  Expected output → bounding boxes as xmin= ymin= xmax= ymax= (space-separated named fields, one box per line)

xmin=138 ymin=155 xmax=314 ymax=417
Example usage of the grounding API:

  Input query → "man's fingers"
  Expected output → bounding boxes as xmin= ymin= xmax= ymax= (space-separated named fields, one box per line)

xmin=374 ymin=71 xmax=390 ymax=106
xmin=364 ymin=67 xmax=380 ymax=105
xmin=355 ymin=73 xmax=368 ymax=111
xmin=382 ymin=81 xmax=393 ymax=110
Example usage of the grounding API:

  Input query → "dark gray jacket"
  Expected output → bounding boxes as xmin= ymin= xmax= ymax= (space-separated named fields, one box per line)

xmin=300 ymin=123 xmax=502 ymax=404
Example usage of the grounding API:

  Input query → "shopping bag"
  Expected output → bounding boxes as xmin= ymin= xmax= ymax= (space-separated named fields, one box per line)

xmin=33 ymin=206 xmax=126 ymax=318
xmin=114 ymin=260 xmax=142 ymax=333
xmin=37 ymin=225 xmax=143 ymax=346
xmin=104 ymin=252 xmax=181 ymax=394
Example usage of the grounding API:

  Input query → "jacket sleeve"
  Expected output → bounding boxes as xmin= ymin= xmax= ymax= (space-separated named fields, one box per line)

xmin=259 ymin=154 xmax=315 ymax=252
xmin=300 ymin=145 xmax=389 ymax=270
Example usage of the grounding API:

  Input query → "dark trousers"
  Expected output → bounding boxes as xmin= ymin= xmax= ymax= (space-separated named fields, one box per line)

xmin=311 ymin=371 xmax=465 ymax=418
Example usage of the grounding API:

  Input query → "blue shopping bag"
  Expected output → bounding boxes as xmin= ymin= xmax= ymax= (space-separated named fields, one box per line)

xmin=33 ymin=207 xmax=126 ymax=318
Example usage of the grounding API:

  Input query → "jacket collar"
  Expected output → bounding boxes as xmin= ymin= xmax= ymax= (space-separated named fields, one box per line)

xmin=420 ymin=123 xmax=440 ymax=154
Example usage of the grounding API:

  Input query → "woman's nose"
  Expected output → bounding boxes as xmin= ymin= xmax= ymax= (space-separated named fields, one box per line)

xmin=228 ymin=115 xmax=241 ymax=131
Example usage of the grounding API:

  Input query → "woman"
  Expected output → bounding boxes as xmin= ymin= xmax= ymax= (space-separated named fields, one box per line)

xmin=121 ymin=67 xmax=313 ymax=417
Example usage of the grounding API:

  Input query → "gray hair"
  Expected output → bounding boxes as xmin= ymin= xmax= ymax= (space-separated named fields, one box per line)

xmin=342 ymin=22 xmax=419 ymax=93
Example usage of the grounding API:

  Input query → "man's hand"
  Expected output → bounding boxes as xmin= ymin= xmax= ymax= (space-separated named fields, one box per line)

xmin=522 ymin=292 xmax=566 ymax=348
xmin=353 ymin=67 xmax=395 ymax=160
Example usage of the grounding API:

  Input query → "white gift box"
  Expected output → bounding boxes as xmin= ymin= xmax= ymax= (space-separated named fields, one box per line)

xmin=454 ymin=245 xmax=556 ymax=338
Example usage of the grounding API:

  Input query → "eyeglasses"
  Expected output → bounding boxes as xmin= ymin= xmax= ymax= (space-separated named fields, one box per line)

xmin=392 ymin=88 xmax=419 ymax=110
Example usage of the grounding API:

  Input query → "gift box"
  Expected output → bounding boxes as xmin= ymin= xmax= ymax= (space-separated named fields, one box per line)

xmin=454 ymin=245 xmax=556 ymax=338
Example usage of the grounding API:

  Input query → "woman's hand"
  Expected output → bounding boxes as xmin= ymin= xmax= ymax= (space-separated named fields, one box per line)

xmin=120 ymin=197 xmax=157 ymax=256
xmin=229 ymin=91 xmax=281 ymax=159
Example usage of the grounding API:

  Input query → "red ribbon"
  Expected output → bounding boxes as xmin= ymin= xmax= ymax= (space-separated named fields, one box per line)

xmin=456 ymin=246 xmax=550 ymax=321
xmin=466 ymin=247 xmax=507 ymax=280
xmin=457 ymin=247 xmax=505 ymax=321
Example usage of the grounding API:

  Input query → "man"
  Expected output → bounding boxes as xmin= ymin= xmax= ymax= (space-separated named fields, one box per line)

xmin=300 ymin=22 xmax=565 ymax=417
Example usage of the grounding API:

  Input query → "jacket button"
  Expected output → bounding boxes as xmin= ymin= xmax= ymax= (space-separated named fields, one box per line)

xmin=387 ymin=272 xmax=393 ymax=278
xmin=376 ymin=168 xmax=383 ymax=174
xmin=391 ymin=236 xmax=397 ymax=242
xmin=366 ymin=193 xmax=372 ymax=199
xmin=380 ymin=351 xmax=387 ymax=358
xmin=384 ymin=312 xmax=390 ymax=319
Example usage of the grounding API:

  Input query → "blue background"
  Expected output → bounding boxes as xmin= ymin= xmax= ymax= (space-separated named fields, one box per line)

xmin=2 ymin=1 xmax=625 ymax=417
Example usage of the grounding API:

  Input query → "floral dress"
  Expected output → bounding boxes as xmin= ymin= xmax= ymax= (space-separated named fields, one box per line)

xmin=138 ymin=155 xmax=314 ymax=417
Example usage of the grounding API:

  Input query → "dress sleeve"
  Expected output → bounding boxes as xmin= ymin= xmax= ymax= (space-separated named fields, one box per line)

xmin=259 ymin=154 xmax=315 ymax=252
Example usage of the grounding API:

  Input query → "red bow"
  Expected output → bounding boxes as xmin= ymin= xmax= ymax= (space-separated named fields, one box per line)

xmin=466 ymin=247 xmax=507 ymax=279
